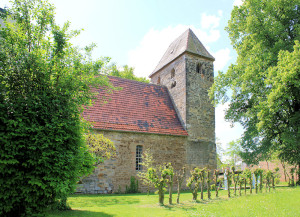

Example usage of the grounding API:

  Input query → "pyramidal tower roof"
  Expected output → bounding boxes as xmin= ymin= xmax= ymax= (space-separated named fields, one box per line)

xmin=150 ymin=29 xmax=215 ymax=77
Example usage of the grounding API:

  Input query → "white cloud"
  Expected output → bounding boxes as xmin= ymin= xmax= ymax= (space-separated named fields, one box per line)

xmin=128 ymin=12 xmax=223 ymax=78
xmin=201 ymin=13 xmax=220 ymax=29
xmin=216 ymin=103 xmax=244 ymax=149
xmin=128 ymin=25 xmax=188 ymax=78
xmin=233 ymin=0 xmax=243 ymax=7
xmin=212 ymin=48 xmax=231 ymax=72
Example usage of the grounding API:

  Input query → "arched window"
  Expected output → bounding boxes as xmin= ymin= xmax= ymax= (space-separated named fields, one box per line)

xmin=136 ymin=145 xmax=143 ymax=171
xmin=196 ymin=63 xmax=203 ymax=74
xmin=157 ymin=76 xmax=161 ymax=85
xmin=171 ymin=81 xmax=176 ymax=89
xmin=171 ymin=68 xmax=175 ymax=78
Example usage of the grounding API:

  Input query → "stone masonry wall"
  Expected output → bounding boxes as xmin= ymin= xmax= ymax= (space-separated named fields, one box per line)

xmin=150 ymin=53 xmax=216 ymax=171
xmin=185 ymin=53 xmax=216 ymax=169
xmin=150 ymin=55 xmax=186 ymax=128
xmin=76 ymin=130 xmax=188 ymax=194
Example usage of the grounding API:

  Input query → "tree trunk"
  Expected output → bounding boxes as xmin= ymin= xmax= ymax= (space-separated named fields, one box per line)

xmin=249 ymin=178 xmax=252 ymax=194
xmin=260 ymin=175 xmax=263 ymax=193
xmin=200 ymin=183 xmax=204 ymax=200
xmin=177 ymin=182 xmax=181 ymax=204
xmin=244 ymin=179 xmax=247 ymax=195
xmin=281 ymin=161 xmax=287 ymax=182
xmin=298 ymin=162 xmax=300 ymax=185
xmin=159 ymin=189 xmax=164 ymax=205
xmin=227 ymin=180 xmax=230 ymax=198
xmin=193 ymin=190 xmax=198 ymax=200
xmin=255 ymin=177 xmax=258 ymax=194
xmin=169 ymin=181 xmax=173 ymax=204
xmin=207 ymin=183 xmax=211 ymax=200
xmin=234 ymin=183 xmax=237 ymax=196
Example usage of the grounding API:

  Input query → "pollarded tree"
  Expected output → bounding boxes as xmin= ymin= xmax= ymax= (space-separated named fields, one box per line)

xmin=242 ymin=168 xmax=251 ymax=195
xmin=213 ymin=169 xmax=220 ymax=197
xmin=147 ymin=164 xmax=173 ymax=205
xmin=187 ymin=168 xmax=201 ymax=201
xmin=166 ymin=163 xmax=174 ymax=205
xmin=0 ymin=1 xmax=115 ymax=216
xmin=176 ymin=167 xmax=186 ymax=204
xmin=259 ymin=169 xmax=264 ymax=193
xmin=210 ymin=0 xmax=300 ymax=179
xmin=199 ymin=168 xmax=207 ymax=200
xmin=265 ymin=170 xmax=273 ymax=192
xmin=207 ymin=169 xmax=211 ymax=199
xmin=253 ymin=168 xmax=262 ymax=194
xmin=231 ymin=166 xmax=238 ymax=196
xmin=226 ymin=169 xmax=232 ymax=198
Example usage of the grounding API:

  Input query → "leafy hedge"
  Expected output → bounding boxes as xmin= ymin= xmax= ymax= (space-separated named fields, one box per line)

xmin=0 ymin=0 xmax=114 ymax=216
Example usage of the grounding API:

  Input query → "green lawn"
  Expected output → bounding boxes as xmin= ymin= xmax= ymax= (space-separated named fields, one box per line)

xmin=47 ymin=187 xmax=300 ymax=217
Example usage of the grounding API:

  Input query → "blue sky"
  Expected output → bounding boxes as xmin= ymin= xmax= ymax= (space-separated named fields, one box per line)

xmin=0 ymin=0 xmax=245 ymax=152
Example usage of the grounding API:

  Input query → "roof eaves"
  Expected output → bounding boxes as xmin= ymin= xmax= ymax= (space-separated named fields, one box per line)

xmin=92 ymin=127 xmax=188 ymax=137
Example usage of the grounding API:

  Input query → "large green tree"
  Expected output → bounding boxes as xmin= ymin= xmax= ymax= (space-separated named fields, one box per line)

xmin=210 ymin=0 xmax=300 ymax=178
xmin=106 ymin=63 xmax=149 ymax=83
xmin=0 ymin=0 xmax=115 ymax=216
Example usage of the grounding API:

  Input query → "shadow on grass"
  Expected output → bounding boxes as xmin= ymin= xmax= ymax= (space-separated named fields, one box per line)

xmin=98 ymin=198 xmax=140 ymax=206
xmin=68 ymin=194 xmax=140 ymax=207
xmin=47 ymin=209 xmax=113 ymax=217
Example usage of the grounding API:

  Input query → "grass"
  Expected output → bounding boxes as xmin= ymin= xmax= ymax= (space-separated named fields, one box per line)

xmin=47 ymin=186 xmax=300 ymax=217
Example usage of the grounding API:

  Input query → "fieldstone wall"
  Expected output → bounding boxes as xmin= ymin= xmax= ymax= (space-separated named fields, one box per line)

xmin=185 ymin=53 xmax=216 ymax=169
xmin=76 ymin=159 xmax=116 ymax=194
xmin=151 ymin=53 xmax=216 ymax=170
xmin=150 ymin=55 xmax=186 ymax=128
xmin=76 ymin=130 xmax=188 ymax=194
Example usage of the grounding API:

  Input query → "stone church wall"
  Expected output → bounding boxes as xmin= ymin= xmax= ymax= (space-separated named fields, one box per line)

xmin=185 ymin=53 xmax=216 ymax=169
xmin=150 ymin=53 xmax=217 ymax=171
xmin=150 ymin=55 xmax=187 ymax=128
xmin=76 ymin=130 xmax=188 ymax=194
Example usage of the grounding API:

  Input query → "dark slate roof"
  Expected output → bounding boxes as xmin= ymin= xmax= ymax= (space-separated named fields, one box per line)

xmin=82 ymin=76 xmax=188 ymax=136
xmin=150 ymin=28 xmax=215 ymax=77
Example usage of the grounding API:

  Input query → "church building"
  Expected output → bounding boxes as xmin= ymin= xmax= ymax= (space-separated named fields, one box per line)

xmin=77 ymin=29 xmax=217 ymax=194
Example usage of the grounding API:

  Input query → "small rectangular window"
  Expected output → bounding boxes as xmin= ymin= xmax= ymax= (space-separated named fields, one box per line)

xmin=136 ymin=145 xmax=143 ymax=171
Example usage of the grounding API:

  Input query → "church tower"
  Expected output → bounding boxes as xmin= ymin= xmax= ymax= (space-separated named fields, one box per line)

xmin=149 ymin=29 xmax=216 ymax=169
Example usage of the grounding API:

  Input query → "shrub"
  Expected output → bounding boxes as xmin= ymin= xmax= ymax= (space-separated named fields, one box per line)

xmin=125 ymin=176 xmax=139 ymax=193
xmin=0 ymin=1 xmax=114 ymax=216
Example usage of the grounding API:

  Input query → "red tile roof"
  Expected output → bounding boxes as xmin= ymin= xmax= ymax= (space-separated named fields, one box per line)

xmin=82 ymin=76 xmax=188 ymax=136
